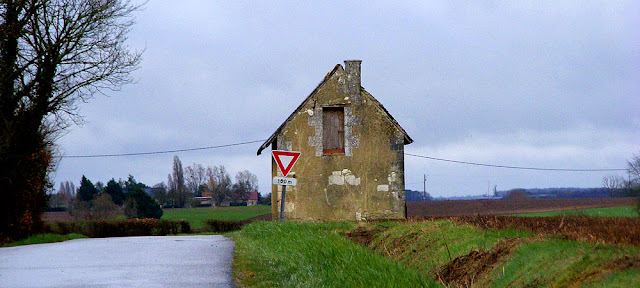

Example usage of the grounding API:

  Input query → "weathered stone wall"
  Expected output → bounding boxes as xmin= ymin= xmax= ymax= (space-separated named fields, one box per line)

xmin=271 ymin=63 xmax=407 ymax=221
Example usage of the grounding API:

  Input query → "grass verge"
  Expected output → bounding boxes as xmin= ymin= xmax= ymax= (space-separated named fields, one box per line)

xmin=162 ymin=206 xmax=271 ymax=230
xmin=2 ymin=233 xmax=87 ymax=247
xmin=350 ymin=219 xmax=640 ymax=287
xmin=231 ymin=221 xmax=441 ymax=288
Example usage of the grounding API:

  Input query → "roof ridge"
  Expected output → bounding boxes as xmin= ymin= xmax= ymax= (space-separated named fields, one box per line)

xmin=257 ymin=64 xmax=344 ymax=155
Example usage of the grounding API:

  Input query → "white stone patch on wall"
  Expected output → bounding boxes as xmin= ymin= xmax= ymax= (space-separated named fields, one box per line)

xmin=388 ymin=172 xmax=398 ymax=183
xmin=277 ymin=135 xmax=292 ymax=151
xmin=377 ymin=185 xmax=389 ymax=192
xmin=345 ymin=174 xmax=360 ymax=185
xmin=391 ymin=191 xmax=399 ymax=200
xmin=285 ymin=202 xmax=295 ymax=213
xmin=307 ymin=108 xmax=323 ymax=156
xmin=306 ymin=109 xmax=314 ymax=116
xmin=328 ymin=171 xmax=344 ymax=185
xmin=343 ymin=107 xmax=360 ymax=156
xmin=328 ymin=169 xmax=360 ymax=186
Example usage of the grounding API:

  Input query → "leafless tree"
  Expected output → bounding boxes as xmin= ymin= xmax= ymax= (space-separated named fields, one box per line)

xmin=206 ymin=165 xmax=231 ymax=206
xmin=92 ymin=193 xmax=118 ymax=219
xmin=167 ymin=155 xmax=188 ymax=207
xmin=603 ymin=175 xmax=624 ymax=197
xmin=1 ymin=0 xmax=143 ymax=242
xmin=151 ymin=182 xmax=168 ymax=206
xmin=185 ymin=163 xmax=206 ymax=196
xmin=233 ymin=170 xmax=258 ymax=203
xmin=629 ymin=153 xmax=640 ymax=183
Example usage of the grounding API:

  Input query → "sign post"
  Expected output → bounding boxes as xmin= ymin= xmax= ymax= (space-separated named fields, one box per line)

xmin=272 ymin=150 xmax=300 ymax=221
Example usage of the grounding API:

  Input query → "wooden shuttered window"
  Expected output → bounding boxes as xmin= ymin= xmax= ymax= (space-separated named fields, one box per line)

xmin=323 ymin=107 xmax=345 ymax=155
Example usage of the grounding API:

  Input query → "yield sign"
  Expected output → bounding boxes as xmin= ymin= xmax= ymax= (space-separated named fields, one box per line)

xmin=272 ymin=150 xmax=301 ymax=177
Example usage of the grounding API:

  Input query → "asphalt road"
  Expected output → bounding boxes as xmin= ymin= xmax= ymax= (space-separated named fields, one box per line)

xmin=0 ymin=235 xmax=235 ymax=288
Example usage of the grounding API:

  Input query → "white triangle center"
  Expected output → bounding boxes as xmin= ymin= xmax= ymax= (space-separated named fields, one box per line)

xmin=279 ymin=155 xmax=294 ymax=169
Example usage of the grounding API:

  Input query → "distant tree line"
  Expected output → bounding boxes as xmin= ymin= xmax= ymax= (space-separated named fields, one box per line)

xmin=48 ymin=155 xmax=262 ymax=220
xmin=50 ymin=175 xmax=162 ymax=220
xmin=162 ymin=155 xmax=260 ymax=207
xmin=404 ymin=190 xmax=433 ymax=202
xmin=602 ymin=153 xmax=640 ymax=198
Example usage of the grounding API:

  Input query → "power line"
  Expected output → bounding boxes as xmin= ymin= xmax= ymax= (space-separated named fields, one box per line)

xmin=60 ymin=139 xmax=266 ymax=159
xmin=404 ymin=152 xmax=628 ymax=172
xmin=58 ymin=140 xmax=628 ymax=172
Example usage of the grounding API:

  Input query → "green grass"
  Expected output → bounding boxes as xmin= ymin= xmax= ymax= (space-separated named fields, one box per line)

xmin=367 ymin=220 xmax=531 ymax=273
xmin=361 ymin=220 xmax=640 ymax=287
xmin=515 ymin=206 xmax=638 ymax=218
xmin=162 ymin=205 xmax=270 ymax=230
xmin=231 ymin=221 xmax=441 ymax=288
xmin=2 ymin=233 xmax=87 ymax=247
xmin=491 ymin=239 xmax=640 ymax=287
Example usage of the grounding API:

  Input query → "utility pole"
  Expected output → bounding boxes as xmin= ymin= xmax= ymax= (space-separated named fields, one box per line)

xmin=487 ymin=181 xmax=490 ymax=197
xmin=423 ymin=174 xmax=427 ymax=201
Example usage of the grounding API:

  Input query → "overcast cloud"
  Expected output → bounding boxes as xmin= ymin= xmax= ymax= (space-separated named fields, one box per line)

xmin=54 ymin=1 xmax=639 ymax=197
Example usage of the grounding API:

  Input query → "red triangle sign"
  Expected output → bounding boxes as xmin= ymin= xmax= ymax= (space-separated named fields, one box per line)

xmin=272 ymin=150 xmax=301 ymax=177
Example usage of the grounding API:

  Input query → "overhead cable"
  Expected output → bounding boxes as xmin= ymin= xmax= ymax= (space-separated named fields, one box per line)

xmin=59 ymin=140 xmax=628 ymax=172
xmin=404 ymin=152 xmax=628 ymax=172
xmin=60 ymin=139 xmax=266 ymax=159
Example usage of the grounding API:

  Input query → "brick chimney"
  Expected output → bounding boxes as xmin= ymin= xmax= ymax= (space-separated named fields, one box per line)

xmin=344 ymin=60 xmax=362 ymax=100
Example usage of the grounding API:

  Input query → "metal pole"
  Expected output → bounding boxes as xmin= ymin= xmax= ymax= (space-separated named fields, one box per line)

xmin=423 ymin=174 xmax=427 ymax=201
xmin=280 ymin=185 xmax=286 ymax=220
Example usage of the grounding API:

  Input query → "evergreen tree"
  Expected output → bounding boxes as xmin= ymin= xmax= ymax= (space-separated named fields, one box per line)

xmin=76 ymin=176 xmax=97 ymax=202
xmin=104 ymin=179 xmax=125 ymax=206
xmin=126 ymin=188 xmax=163 ymax=219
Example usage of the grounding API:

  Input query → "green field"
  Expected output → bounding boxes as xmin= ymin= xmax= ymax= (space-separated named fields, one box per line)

xmin=162 ymin=205 xmax=271 ymax=230
xmin=232 ymin=220 xmax=640 ymax=287
xmin=515 ymin=205 xmax=638 ymax=218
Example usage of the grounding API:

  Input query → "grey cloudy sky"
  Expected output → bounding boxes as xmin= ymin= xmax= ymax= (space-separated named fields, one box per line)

xmin=54 ymin=1 xmax=639 ymax=197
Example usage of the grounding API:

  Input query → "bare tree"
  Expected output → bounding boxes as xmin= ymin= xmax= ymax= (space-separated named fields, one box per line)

xmin=168 ymin=155 xmax=188 ymax=207
xmin=1 ymin=0 xmax=143 ymax=242
xmin=167 ymin=173 xmax=175 ymax=206
xmin=629 ymin=153 xmax=640 ymax=183
xmin=206 ymin=165 xmax=231 ymax=206
xmin=185 ymin=163 xmax=206 ymax=196
xmin=628 ymin=153 xmax=640 ymax=199
xmin=603 ymin=175 xmax=624 ymax=197
xmin=92 ymin=193 xmax=118 ymax=220
xmin=233 ymin=170 xmax=258 ymax=203
xmin=151 ymin=182 xmax=168 ymax=206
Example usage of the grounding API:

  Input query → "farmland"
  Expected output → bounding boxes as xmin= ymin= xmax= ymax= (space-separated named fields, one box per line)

xmin=406 ymin=197 xmax=638 ymax=218
xmin=516 ymin=205 xmax=638 ymax=218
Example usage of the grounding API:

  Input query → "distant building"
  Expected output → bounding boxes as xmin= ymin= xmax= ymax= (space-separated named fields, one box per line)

xmin=194 ymin=191 xmax=213 ymax=206
xmin=247 ymin=191 xmax=259 ymax=206
xmin=258 ymin=60 xmax=412 ymax=221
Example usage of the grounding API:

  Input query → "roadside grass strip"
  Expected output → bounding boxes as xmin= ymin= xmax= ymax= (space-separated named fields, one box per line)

xmin=231 ymin=221 xmax=440 ymax=288
xmin=352 ymin=220 xmax=640 ymax=287
xmin=491 ymin=239 xmax=640 ymax=287
xmin=2 ymin=233 xmax=87 ymax=247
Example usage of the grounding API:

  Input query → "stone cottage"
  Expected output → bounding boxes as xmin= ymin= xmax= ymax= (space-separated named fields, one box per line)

xmin=257 ymin=60 xmax=413 ymax=221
